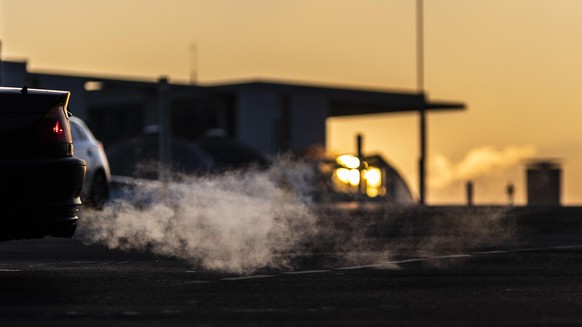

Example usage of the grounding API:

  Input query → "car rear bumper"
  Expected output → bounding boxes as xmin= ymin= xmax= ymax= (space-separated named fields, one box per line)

xmin=0 ymin=156 xmax=86 ymax=240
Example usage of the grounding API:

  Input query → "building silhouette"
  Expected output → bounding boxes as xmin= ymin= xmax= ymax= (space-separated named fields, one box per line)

xmin=2 ymin=60 xmax=465 ymax=202
xmin=527 ymin=160 xmax=562 ymax=206
xmin=2 ymin=60 xmax=463 ymax=154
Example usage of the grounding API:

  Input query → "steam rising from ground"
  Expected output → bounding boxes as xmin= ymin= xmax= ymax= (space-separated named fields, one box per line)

xmin=79 ymin=157 xmax=517 ymax=274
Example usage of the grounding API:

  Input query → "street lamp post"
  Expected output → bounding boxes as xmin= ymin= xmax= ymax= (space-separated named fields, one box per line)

xmin=417 ymin=0 xmax=427 ymax=205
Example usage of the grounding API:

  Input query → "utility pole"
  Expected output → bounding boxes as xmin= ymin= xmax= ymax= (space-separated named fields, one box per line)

xmin=417 ymin=0 xmax=427 ymax=205
xmin=356 ymin=134 xmax=365 ymax=196
xmin=189 ymin=43 xmax=197 ymax=85
xmin=0 ymin=40 xmax=3 ymax=86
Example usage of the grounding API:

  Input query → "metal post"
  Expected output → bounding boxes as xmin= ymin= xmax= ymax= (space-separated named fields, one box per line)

xmin=466 ymin=181 xmax=474 ymax=207
xmin=417 ymin=0 xmax=427 ymax=205
xmin=0 ymin=40 xmax=3 ymax=86
xmin=506 ymin=182 xmax=515 ymax=206
xmin=189 ymin=43 xmax=197 ymax=85
xmin=356 ymin=133 xmax=365 ymax=196
xmin=416 ymin=0 xmax=424 ymax=92
xmin=356 ymin=134 xmax=363 ymax=160
xmin=419 ymin=107 xmax=426 ymax=205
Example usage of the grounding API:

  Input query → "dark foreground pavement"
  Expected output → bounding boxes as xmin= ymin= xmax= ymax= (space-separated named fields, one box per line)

xmin=0 ymin=206 xmax=581 ymax=326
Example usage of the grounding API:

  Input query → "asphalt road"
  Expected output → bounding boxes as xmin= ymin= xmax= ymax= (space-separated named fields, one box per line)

xmin=1 ymin=206 xmax=582 ymax=326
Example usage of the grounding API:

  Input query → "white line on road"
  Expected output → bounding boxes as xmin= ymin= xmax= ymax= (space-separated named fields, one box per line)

xmin=221 ymin=275 xmax=276 ymax=281
xmin=389 ymin=258 xmax=427 ymax=264
xmin=513 ymin=247 xmax=546 ymax=252
xmin=336 ymin=263 xmax=387 ymax=270
xmin=472 ymin=250 xmax=509 ymax=255
xmin=336 ymin=258 xmax=427 ymax=271
xmin=282 ymin=270 xmax=331 ymax=275
xmin=216 ymin=244 xmax=582 ymax=281
xmin=428 ymin=254 xmax=472 ymax=260
xmin=550 ymin=245 xmax=582 ymax=250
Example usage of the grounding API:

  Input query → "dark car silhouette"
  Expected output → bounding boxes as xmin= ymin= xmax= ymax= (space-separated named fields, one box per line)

xmin=0 ymin=87 xmax=86 ymax=241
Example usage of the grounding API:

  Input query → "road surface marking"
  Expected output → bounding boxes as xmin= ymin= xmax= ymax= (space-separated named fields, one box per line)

xmin=217 ymin=244 xmax=582 ymax=280
xmin=472 ymin=250 xmax=509 ymax=255
xmin=336 ymin=263 xmax=387 ymax=270
xmin=282 ymin=270 xmax=331 ymax=275
xmin=514 ymin=247 xmax=546 ymax=252
xmin=336 ymin=258 xmax=427 ymax=270
xmin=550 ymin=245 xmax=582 ymax=250
xmin=335 ymin=255 xmax=468 ymax=271
xmin=429 ymin=254 xmax=472 ymax=259
xmin=222 ymin=275 xmax=276 ymax=281
xmin=389 ymin=258 xmax=427 ymax=264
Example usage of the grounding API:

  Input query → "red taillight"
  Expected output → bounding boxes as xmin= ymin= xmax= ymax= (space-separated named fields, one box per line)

xmin=37 ymin=104 xmax=74 ymax=156
xmin=52 ymin=121 xmax=64 ymax=136
xmin=38 ymin=104 xmax=72 ymax=143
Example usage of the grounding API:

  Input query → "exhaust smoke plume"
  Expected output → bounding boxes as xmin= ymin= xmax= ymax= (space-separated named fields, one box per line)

xmin=79 ymin=157 xmax=518 ymax=273
xmin=78 ymin=158 xmax=318 ymax=274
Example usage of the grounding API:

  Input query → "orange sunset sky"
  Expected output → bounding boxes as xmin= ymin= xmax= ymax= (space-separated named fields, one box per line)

xmin=1 ymin=0 xmax=581 ymax=205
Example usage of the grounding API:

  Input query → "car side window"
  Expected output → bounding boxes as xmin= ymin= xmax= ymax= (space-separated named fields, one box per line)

xmin=71 ymin=122 xmax=88 ymax=142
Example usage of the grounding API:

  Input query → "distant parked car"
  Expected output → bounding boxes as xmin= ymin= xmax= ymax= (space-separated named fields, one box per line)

xmin=106 ymin=128 xmax=213 ymax=180
xmin=69 ymin=116 xmax=111 ymax=208
xmin=0 ymin=87 xmax=86 ymax=241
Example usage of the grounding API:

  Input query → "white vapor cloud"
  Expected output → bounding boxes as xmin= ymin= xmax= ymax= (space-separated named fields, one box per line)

xmin=76 ymin=156 xmax=522 ymax=274
xmin=78 ymin=158 xmax=318 ymax=274
xmin=430 ymin=145 xmax=537 ymax=189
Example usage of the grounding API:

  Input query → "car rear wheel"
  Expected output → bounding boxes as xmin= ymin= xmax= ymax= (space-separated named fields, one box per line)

xmin=87 ymin=171 xmax=108 ymax=209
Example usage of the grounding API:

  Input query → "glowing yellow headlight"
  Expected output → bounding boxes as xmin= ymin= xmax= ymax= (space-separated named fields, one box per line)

xmin=335 ymin=168 xmax=351 ymax=184
xmin=337 ymin=155 xmax=360 ymax=169
xmin=348 ymin=169 xmax=360 ymax=186
xmin=364 ymin=167 xmax=382 ymax=187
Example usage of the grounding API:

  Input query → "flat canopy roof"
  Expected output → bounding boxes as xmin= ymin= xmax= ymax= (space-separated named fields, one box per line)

xmin=28 ymin=67 xmax=465 ymax=117
xmin=209 ymin=81 xmax=465 ymax=117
